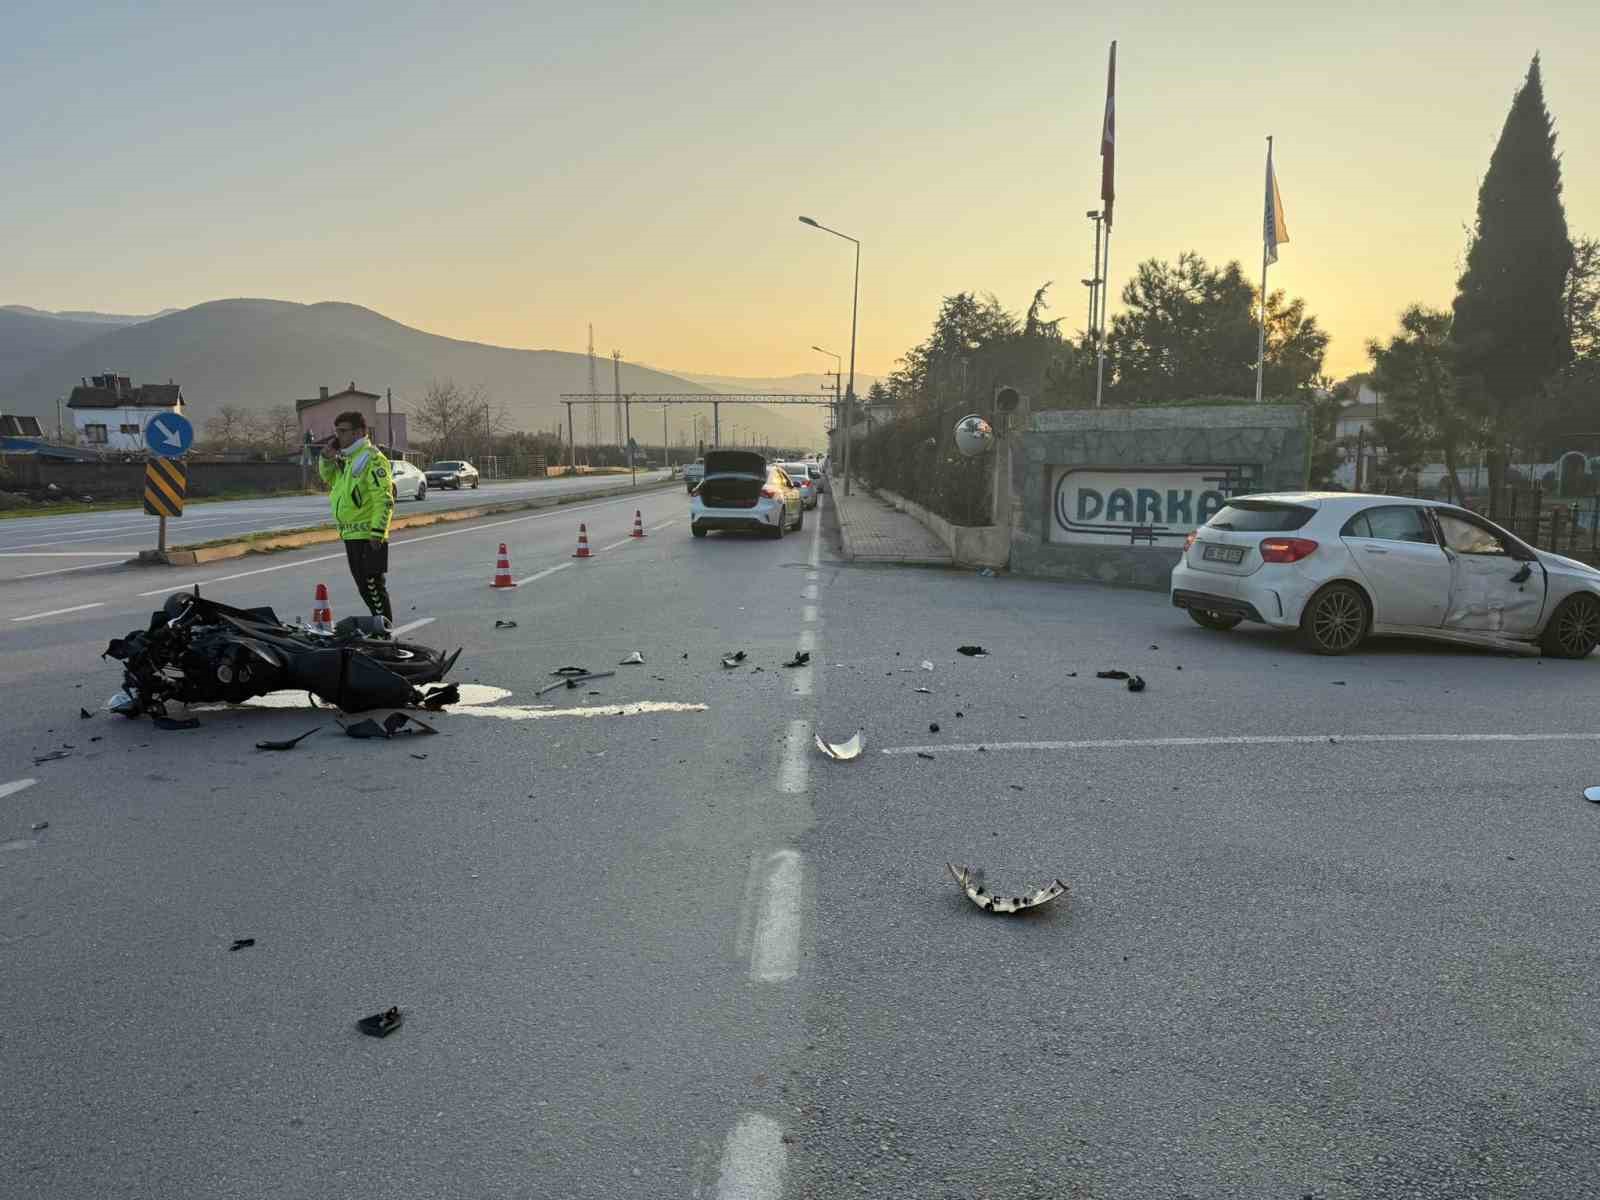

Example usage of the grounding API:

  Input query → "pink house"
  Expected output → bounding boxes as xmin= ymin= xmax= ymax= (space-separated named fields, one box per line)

xmin=296 ymin=382 xmax=408 ymax=453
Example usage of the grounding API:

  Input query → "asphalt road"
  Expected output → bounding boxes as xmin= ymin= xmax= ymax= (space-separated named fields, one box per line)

xmin=4 ymin=492 xmax=1600 ymax=1199
xmin=0 ymin=470 xmax=671 ymax=584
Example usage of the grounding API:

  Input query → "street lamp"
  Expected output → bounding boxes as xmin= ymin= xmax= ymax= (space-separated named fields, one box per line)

xmin=799 ymin=215 xmax=860 ymax=496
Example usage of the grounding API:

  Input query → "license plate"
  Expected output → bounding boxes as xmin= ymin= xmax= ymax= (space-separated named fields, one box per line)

xmin=1202 ymin=544 xmax=1245 ymax=564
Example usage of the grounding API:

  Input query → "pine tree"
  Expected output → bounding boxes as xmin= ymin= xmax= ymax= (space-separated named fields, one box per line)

xmin=1451 ymin=54 xmax=1574 ymax=494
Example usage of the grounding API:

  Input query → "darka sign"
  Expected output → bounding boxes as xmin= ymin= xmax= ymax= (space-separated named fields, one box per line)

xmin=1050 ymin=466 xmax=1230 ymax=544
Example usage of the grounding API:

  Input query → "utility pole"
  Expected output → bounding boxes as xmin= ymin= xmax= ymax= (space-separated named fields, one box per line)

xmin=56 ymin=395 xmax=64 ymax=442
xmin=612 ymin=350 xmax=623 ymax=448
xmin=386 ymin=388 xmax=394 ymax=453
xmin=586 ymin=324 xmax=599 ymax=464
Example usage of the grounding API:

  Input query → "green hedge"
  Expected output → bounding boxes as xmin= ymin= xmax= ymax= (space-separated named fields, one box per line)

xmin=852 ymin=405 xmax=991 ymax=526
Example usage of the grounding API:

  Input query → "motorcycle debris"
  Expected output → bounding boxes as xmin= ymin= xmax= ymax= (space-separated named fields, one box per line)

xmin=947 ymin=862 xmax=1070 ymax=916
xmin=1584 ymin=786 xmax=1600 ymax=804
xmin=782 ymin=651 xmax=811 ymax=668
xmin=619 ymin=651 xmax=645 ymax=665
xmin=79 ymin=708 xmax=93 ymax=720
xmin=494 ymin=620 xmax=519 ymax=629
xmin=552 ymin=666 xmax=590 ymax=677
xmin=356 ymin=1007 xmax=403 ymax=1038
xmin=105 ymin=691 xmax=138 ymax=715
xmin=914 ymin=686 xmax=932 ymax=694
xmin=536 ymin=672 xmax=614 ymax=697
xmin=916 ymin=752 xmax=935 ymax=760
xmin=32 ymin=821 xmax=48 ymax=831
xmin=153 ymin=717 xmax=202 ymax=731
xmin=957 ymin=645 xmax=987 ymax=657
xmin=1126 ymin=676 xmax=1146 ymax=693
xmin=255 ymin=727 xmax=320 ymax=752
xmin=930 ymin=722 xmax=941 ymax=733
xmin=229 ymin=938 xmax=255 ymax=952
xmin=32 ymin=750 xmax=71 ymax=764
xmin=814 ymin=729 xmax=865 ymax=761
xmin=410 ymin=753 xmax=428 ymax=760
xmin=340 ymin=713 xmax=438 ymax=740
xmin=1095 ymin=669 xmax=1130 ymax=680
xmin=420 ymin=683 xmax=460 ymax=710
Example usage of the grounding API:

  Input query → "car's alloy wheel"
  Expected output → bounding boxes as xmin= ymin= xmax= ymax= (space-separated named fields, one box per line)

xmin=1298 ymin=583 xmax=1368 ymax=655
xmin=1541 ymin=593 xmax=1600 ymax=658
xmin=416 ymin=484 xmax=426 ymax=501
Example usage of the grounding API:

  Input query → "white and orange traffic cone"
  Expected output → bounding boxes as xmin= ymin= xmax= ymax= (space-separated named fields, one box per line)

xmin=572 ymin=523 xmax=593 ymax=559
xmin=490 ymin=542 xmax=517 ymax=588
xmin=311 ymin=582 xmax=334 ymax=632
xmin=630 ymin=510 xmax=646 ymax=538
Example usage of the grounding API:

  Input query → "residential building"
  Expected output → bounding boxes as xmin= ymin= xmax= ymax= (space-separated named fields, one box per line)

xmin=296 ymin=382 xmax=407 ymax=452
xmin=66 ymin=374 xmax=184 ymax=452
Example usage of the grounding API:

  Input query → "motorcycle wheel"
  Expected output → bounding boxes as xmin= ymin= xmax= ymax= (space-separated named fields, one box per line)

xmin=356 ymin=640 xmax=453 ymax=683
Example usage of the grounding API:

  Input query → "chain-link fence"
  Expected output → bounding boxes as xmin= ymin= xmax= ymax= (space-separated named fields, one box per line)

xmin=851 ymin=405 xmax=991 ymax=526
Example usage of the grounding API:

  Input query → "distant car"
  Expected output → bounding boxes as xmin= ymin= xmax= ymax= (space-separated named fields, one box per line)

xmin=684 ymin=457 xmax=706 ymax=493
xmin=779 ymin=463 xmax=818 ymax=509
xmin=392 ymin=459 xmax=428 ymax=501
xmin=1171 ymin=492 xmax=1600 ymax=657
xmin=806 ymin=463 xmax=828 ymax=495
xmin=425 ymin=460 xmax=479 ymax=490
xmin=690 ymin=451 xmax=803 ymax=539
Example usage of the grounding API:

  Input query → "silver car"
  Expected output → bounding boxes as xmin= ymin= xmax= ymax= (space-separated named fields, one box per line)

xmin=1170 ymin=492 xmax=1600 ymax=657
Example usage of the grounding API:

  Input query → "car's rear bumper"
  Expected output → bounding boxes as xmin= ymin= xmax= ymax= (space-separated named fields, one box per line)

xmin=1171 ymin=561 xmax=1305 ymax=628
xmin=1171 ymin=588 xmax=1267 ymax=623
xmin=691 ymin=498 xmax=784 ymax=532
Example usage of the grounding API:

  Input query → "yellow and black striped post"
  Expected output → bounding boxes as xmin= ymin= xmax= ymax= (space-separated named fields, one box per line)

xmin=144 ymin=458 xmax=187 ymax=553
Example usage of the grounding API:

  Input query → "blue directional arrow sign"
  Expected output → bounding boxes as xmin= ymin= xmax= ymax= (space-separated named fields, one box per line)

xmin=144 ymin=412 xmax=194 ymax=459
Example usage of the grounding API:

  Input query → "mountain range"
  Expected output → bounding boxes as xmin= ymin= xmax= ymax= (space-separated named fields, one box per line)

xmin=0 ymin=300 xmax=833 ymax=447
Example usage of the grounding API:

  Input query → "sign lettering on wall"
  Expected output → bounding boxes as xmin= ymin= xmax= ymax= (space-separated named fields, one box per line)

xmin=1049 ymin=466 xmax=1230 ymax=545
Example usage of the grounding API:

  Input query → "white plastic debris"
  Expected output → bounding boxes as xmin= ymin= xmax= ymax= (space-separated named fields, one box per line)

xmin=921 ymin=661 xmax=935 ymax=671
xmin=814 ymin=729 xmax=865 ymax=761
xmin=105 ymin=690 xmax=138 ymax=715
xmin=619 ymin=651 xmax=645 ymax=665
xmin=946 ymin=863 xmax=1070 ymax=915
xmin=1585 ymin=786 xmax=1600 ymax=804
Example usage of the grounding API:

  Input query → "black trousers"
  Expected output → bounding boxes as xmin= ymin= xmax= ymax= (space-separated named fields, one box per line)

xmin=344 ymin=538 xmax=393 ymax=622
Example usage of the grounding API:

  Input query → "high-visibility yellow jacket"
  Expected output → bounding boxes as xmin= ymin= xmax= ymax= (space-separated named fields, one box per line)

xmin=319 ymin=439 xmax=394 ymax=541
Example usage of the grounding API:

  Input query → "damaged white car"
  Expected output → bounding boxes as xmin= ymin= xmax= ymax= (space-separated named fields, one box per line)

xmin=1170 ymin=493 xmax=1600 ymax=657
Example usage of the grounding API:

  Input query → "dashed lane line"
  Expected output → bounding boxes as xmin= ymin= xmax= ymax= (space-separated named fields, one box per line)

xmin=512 ymin=562 xmax=574 ymax=587
xmin=880 ymin=731 xmax=1600 ymax=756
xmin=391 ymin=617 xmax=435 ymax=636
xmin=749 ymin=850 xmax=803 ymax=983
xmin=12 ymin=603 xmax=105 ymax=623
xmin=714 ymin=1113 xmax=786 ymax=1200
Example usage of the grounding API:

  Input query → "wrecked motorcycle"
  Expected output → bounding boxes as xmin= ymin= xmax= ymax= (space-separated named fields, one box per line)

xmin=104 ymin=591 xmax=462 ymax=717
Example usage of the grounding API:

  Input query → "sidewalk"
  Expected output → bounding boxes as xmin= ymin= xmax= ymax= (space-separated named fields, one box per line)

xmin=830 ymin=485 xmax=954 ymax=566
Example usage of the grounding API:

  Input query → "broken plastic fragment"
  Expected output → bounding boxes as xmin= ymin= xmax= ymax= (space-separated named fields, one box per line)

xmin=552 ymin=666 xmax=590 ymax=677
xmin=814 ymin=729 xmax=865 ymax=761
xmin=255 ymin=727 xmax=320 ymax=752
xmin=410 ymin=753 xmax=428 ymax=760
xmin=341 ymin=713 xmax=438 ymax=739
xmin=946 ymin=862 xmax=1070 ymax=915
xmin=619 ymin=651 xmax=645 ymax=665
xmin=721 ymin=656 xmax=741 ymax=669
xmin=31 ymin=821 xmax=49 ymax=831
xmin=914 ymin=687 xmax=932 ymax=694
xmin=1585 ymin=786 xmax=1600 ymax=804
xmin=1126 ymin=676 xmax=1146 ymax=693
xmin=229 ymin=938 xmax=255 ymax=951
xmin=929 ymin=722 xmax=940 ymax=733
xmin=916 ymin=751 xmax=935 ymax=760
xmin=106 ymin=691 xmax=138 ymax=715
xmin=782 ymin=651 xmax=811 ymax=668
xmin=420 ymin=683 xmax=460 ymax=710
xmin=356 ymin=1007 xmax=403 ymax=1038
xmin=79 ymin=708 xmax=93 ymax=720
xmin=32 ymin=750 xmax=71 ymax=764
xmin=957 ymin=645 xmax=987 ymax=657
xmin=1095 ymin=669 xmax=1130 ymax=680
xmin=494 ymin=620 xmax=518 ymax=629
xmin=921 ymin=661 xmax=935 ymax=671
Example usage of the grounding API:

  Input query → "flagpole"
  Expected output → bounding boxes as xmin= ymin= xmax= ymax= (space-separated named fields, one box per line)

xmin=1095 ymin=229 xmax=1112 ymax=408
xmin=1255 ymin=135 xmax=1272 ymax=404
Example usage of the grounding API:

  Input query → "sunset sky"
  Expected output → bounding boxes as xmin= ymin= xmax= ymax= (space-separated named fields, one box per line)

xmin=6 ymin=1 xmax=1597 ymax=383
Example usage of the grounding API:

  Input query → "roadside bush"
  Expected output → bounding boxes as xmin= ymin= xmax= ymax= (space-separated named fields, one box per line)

xmin=852 ymin=405 xmax=991 ymax=526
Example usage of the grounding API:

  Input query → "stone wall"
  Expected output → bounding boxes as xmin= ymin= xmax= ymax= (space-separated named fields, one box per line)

xmin=1009 ymin=405 xmax=1309 ymax=590
xmin=1 ymin=456 xmax=311 ymax=499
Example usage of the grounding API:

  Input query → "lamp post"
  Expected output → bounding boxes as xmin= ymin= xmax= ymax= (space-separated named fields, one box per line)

xmin=799 ymin=216 xmax=859 ymax=496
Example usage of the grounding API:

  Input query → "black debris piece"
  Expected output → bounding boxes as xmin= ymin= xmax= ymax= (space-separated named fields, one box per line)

xmin=421 ymin=683 xmax=460 ymax=710
xmin=930 ymin=722 xmax=941 ymax=733
xmin=494 ymin=620 xmax=518 ymax=629
xmin=955 ymin=711 xmax=964 ymax=718
xmin=1068 ymin=672 xmax=1078 ymax=678
xmin=1149 ymin=644 xmax=1159 ymax=650
xmin=552 ymin=666 xmax=590 ymax=677
xmin=33 ymin=750 xmax=71 ymax=764
xmin=79 ymin=708 xmax=93 ymax=720
xmin=341 ymin=713 xmax=438 ymax=740
xmin=916 ymin=751 xmax=935 ymax=760
xmin=1331 ymin=681 xmax=1347 ymax=686
xmin=537 ymin=671 xmax=614 ymax=697
xmin=32 ymin=821 xmax=49 ymax=831
xmin=956 ymin=645 xmax=987 ymax=657
xmin=357 ymin=1007 xmax=404 ymax=1038
xmin=256 ymin=727 xmax=320 ymax=752
xmin=914 ymin=687 xmax=932 ymax=694
xmin=782 ymin=651 xmax=811 ymax=668
xmin=154 ymin=717 xmax=201 ymax=731
xmin=1176 ymin=666 xmax=1182 ymax=671
xmin=90 ymin=736 xmax=102 ymax=743
xmin=1095 ymin=670 xmax=1130 ymax=680
xmin=1126 ymin=676 xmax=1146 ymax=693
xmin=1009 ymin=785 xmax=1024 ymax=792
xmin=229 ymin=938 xmax=255 ymax=952
xmin=410 ymin=753 xmax=428 ymax=760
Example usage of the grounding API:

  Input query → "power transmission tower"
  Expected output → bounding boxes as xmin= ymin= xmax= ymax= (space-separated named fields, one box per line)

xmin=586 ymin=324 xmax=599 ymax=462
xmin=612 ymin=349 xmax=623 ymax=446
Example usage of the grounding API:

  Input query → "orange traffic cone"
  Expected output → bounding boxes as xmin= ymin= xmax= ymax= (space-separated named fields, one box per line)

xmin=630 ymin=510 xmax=646 ymax=538
xmin=311 ymin=582 xmax=333 ymax=632
xmin=491 ymin=542 xmax=517 ymax=588
xmin=572 ymin=523 xmax=592 ymax=559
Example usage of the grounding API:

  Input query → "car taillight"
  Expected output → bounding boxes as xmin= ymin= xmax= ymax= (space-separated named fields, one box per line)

xmin=1184 ymin=530 xmax=1198 ymax=552
xmin=1259 ymin=537 xmax=1318 ymax=563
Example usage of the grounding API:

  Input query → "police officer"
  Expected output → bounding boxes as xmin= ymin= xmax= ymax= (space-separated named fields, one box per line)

xmin=319 ymin=411 xmax=395 ymax=622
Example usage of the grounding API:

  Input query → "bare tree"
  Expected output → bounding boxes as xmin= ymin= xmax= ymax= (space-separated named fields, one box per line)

xmin=260 ymin=405 xmax=300 ymax=457
xmin=203 ymin=404 xmax=260 ymax=451
xmin=413 ymin=381 xmax=500 ymax=461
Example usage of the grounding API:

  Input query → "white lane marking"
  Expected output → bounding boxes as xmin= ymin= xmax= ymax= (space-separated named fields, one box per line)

xmin=138 ymin=490 xmax=668 ymax=598
xmin=801 ymin=583 xmax=818 ymax=600
xmin=512 ymin=562 xmax=574 ymax=587
xmin=792 ymin=669 xmax=814 ymax=698
xmin=801 ymin=604 xmax=819 ymax=624
xmin=391 ymin=617 xmax=434 ymax=636
xmin=750 ymin=850 xmax=803 ymax=983
xmin=20 ymin=560 xmax=127 ymax=579
xmin=649 ymin=520 xmax=678 ymax=531
xmin=448 ymin=701 xmax=707 ymax=721
xmin=778 ymin=718 xmax=810 ymax=795
xmin=880 ymin=731 xmax=1600 ymax=756
xmin=11 ymin=603 xmax=105 ymax=623
xmin=598 ymin=538 xmax=634 ymax=551
xmin=0 ymin=779 xmax=39 ymax=802
xmin=796 ymin=629 xmax=816 ymax=655
xmin=715 ymin=1113 xmax=786 ymax=1200
xmin=807 ymin=509 xmax=822 ymax=568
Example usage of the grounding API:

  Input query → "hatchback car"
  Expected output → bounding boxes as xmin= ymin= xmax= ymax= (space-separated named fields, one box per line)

xmin=690 ymin=451 xmax=803 ymax=539
xmin=779 ymin=463 xmax=819 ymax=509
xmin=1171 ymin=493 xmax=1600 ymax=657
xmin=391 ymin=459 xmax=428 ymax=501
xmin=425 ymin=460 xmax=480 ymax=490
